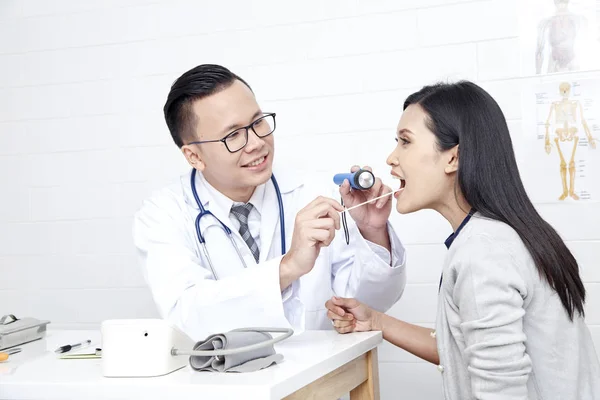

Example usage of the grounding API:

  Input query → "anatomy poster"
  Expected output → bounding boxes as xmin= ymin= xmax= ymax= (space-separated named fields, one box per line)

xmin=521 ymin=79 xmax=600 ymax=203
xmin=518 ymin=0 xmax=600 ymax=75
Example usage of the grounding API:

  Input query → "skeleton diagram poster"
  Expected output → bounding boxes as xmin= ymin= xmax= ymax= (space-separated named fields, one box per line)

xmin=518 ymin=0 xmax=600 ymax=75
xmin=521 ymin=79 xmax=600 ymax=203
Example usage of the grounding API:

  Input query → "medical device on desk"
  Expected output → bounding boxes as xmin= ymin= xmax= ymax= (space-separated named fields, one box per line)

xmin=0 ymin=314 xmax=50 ymax=351
xmin=101 ymin=319 xmax=293 ymax=377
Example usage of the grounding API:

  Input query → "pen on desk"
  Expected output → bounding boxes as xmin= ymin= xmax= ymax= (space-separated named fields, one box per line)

xmin=0 ymin=347 xmax=22 ymax=361
xmin=54 ymin=339 xmax=91 ymax=354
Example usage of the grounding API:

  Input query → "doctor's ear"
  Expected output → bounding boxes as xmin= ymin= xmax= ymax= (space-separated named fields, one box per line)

xmin=444 ymin=145 xmax=459 ymax=174
xmin=181 ymin=145 xmax=206 ymax=171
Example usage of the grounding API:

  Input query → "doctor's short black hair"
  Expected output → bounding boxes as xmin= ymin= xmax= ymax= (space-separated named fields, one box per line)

xmin=163 ymin=64 xmax=252 ymax=148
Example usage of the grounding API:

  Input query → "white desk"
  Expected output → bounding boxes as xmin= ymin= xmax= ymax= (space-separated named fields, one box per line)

xmin=0 ymin=329 xmax=381 ymax=400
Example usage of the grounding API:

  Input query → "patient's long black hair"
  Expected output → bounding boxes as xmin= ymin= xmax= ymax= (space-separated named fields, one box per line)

xmin=404 ymin=81 xmax=585 ymax=320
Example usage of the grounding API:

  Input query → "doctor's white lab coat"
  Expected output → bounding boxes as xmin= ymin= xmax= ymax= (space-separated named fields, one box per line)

xmin=133 ymin=166 xmax=407 ymax=341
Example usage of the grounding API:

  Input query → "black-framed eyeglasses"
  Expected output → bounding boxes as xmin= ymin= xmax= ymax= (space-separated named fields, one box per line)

xmin=187 ymin=112 xmax=276 ymax=153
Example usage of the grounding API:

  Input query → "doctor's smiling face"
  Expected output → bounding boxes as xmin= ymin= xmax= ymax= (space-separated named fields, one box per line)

xmin=187 ymin=80 xmax=275 ymax=201
xmin=164 ymin=65 xmax=275 ymax=203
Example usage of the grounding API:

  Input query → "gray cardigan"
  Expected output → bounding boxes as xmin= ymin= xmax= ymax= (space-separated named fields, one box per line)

xmin=435 ymin=213 xmax=600 ymax=400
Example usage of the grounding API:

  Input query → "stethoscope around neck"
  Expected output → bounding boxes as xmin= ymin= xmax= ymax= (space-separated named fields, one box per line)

xmin=190 ymin=168 xmax=286 ymax=280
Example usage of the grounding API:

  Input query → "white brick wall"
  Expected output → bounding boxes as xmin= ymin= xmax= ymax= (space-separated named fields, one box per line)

xmin=1 ymin=1 xmax=598 ymax=398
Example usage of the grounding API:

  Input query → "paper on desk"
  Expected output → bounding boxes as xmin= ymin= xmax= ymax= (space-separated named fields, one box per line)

xmin=59 ymin=343 xmax=101 ymax=359
xmin=60 ymin=353 xmax=100 ymax=359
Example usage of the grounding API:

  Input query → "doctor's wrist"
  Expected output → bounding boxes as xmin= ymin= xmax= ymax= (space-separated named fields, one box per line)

xmin=279 ymin=254 xmax=300 ymax=292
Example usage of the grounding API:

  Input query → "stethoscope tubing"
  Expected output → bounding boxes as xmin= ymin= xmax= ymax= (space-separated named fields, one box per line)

xmin=190 ymin=169 xmax=286 ymax=280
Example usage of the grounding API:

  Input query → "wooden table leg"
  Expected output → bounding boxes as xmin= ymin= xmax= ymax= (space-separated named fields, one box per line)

xmin=283 ymin=348 xmax=380 ymax=400
xmin=349 ymin=348 xmax=380 ymax=400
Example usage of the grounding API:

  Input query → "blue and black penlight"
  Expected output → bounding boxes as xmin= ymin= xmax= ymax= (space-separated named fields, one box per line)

xmin=333 ymin=169 xmax=375 ymax=190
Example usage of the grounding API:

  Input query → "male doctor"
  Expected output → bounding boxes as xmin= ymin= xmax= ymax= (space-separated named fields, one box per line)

xmin=133 ymin=64 xmax=407 ymax=341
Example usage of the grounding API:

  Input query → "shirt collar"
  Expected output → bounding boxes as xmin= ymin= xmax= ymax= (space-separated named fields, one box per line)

xmin=202 ymin=176 xmax=265 ymax=216
xmin=444 ymin=208 xmax=475 ymax=249
xmin=232 ymin=183 xmax=265 ymax=217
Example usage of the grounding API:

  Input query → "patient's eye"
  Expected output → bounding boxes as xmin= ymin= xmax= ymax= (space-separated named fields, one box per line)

xmin=396 ymin=136 xmax=410 ymax=145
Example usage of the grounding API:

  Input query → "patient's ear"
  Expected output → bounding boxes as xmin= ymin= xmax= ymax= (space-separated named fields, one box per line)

xmin=444 ymin=145 xmax=459 ymax=174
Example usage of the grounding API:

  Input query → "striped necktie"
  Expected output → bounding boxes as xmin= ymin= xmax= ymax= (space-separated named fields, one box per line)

xmin=230 ymin=203 xmax=260 ymax=263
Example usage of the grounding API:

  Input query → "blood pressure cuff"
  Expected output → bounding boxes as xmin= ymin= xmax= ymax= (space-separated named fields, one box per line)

xmin=189 ymin=330 xmax=283 ymax=372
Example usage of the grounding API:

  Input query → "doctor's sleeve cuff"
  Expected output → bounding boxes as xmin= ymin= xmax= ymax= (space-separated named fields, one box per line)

xmin=364 ymin=222 xmax=406 ymax=268
xmin=281 ymin=275 xmax=300 ymax=302
xmin=271 ymin=257 xmax=305 ymax=334
xmin=268 ymin=255 xmax=299 ymax=303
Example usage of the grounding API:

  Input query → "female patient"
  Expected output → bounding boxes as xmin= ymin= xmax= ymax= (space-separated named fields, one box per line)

xmin=327 ymin=81 xmax=600 ymax=399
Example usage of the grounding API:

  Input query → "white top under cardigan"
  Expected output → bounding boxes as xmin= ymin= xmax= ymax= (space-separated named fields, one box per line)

xmin=435 ymin=212 xmax=600 ymax=400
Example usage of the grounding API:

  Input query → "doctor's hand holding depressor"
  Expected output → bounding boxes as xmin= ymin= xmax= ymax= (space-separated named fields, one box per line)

xmin=326 ymin=296 xmax=380 ymax=334
xmin=339 ymin=165 xmax=393 ymax=248
xmin=279 ymin=197 xmax=344 ymax=290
